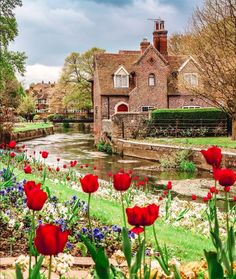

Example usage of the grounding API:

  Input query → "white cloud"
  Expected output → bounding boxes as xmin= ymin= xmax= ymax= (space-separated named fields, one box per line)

xmin=18 ymin=64 xmax=62 ymax=88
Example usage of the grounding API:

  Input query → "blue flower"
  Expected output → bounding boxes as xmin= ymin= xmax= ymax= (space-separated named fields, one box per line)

xmin=72 ymin=195 xmax=77 ymax=201
xmin=81 ymin=227 xmax=88 ymax=234
xmin=128 ymin=231 xmax=135 ymax=239
xmin=66 ymin=242 xmax=73 ymax=250
xmin=112 ymin=225 xmax=121 ymax=233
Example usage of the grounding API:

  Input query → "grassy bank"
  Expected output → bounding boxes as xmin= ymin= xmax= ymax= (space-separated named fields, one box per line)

xmin=13 ymin=122 xmax=53 ymax=132
xmin=12 ymin=168 xmax=213 ymax=263
xmin=137 ymin=137 xmax=236 ymax=149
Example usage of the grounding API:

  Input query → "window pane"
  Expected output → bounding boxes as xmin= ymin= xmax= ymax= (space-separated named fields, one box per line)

xmin=148 ymin=74 xmax=155 ymax=86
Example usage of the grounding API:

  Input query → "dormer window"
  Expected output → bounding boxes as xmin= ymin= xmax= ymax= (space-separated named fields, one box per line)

xmin=148 ymin=73 xmax=155 ymax=86
xmin=114 ymin=66 xmax=129 ymax=88
xmin=183 ymin=73 xmax=198 ymax=86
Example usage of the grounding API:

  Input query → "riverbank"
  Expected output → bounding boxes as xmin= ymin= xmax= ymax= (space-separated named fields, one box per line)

xmin=114 ymin=139 xmax=236 ymax=170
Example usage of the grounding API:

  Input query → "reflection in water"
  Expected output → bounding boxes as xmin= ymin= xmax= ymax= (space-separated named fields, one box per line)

xmin=22 ymin=131 xmax=210 ymax=182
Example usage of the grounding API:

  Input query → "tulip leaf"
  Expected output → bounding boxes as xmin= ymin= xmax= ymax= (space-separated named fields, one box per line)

xmin=77 ymin=242 xmax=88 ymax=257
xmin=227 ymin=226 xmax=235 ymax=265
xmin=110 ymin=264 xmax=126 ymax=278
xmin=172 ymin=264 xmax=182 ymax=279
xmin=79 ymin=234 xmax=97 ymax=262
xmin=95 ymin=248 xmax=111 ymax=279
xmin=204 ymin=250 xmax=223 ymax=279
xmin=122 ymin=227 xmax=132 ymax=268
xmin=15 ymin=264 xmax=23 ymax=279
xmin=29 ymin=255 xmax=44 ymax=279
xmin=131 ymin=239 xmax=144 ymax=275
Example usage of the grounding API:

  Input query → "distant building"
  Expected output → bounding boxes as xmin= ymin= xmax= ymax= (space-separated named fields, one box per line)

xmin=27 ymin=81 xmax=65 ymax=114
xmin=93 ymin=19 xmax=211 ymax=140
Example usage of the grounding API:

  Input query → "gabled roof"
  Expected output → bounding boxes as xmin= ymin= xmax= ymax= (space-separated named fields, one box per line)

xmin=134 ymin=44 xmax=169 ymax=65
xmin=177 ymin=56 xmax=201 ymax=72
xmin=94 ymin=52 xmax=140 ymax=95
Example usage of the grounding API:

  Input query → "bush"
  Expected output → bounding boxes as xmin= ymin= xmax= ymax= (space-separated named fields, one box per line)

xmin=63 ymin=122 xmax=70 ymax=129
xmin=179 ymin=160 xmax=196 ymax=173
xmin=47 ymin=114 xmax=55 ymax=121
xmin=97 ymin=141 xmax=112 ymax=154
xmin=151 ymin=108 xmax=228 ymax=120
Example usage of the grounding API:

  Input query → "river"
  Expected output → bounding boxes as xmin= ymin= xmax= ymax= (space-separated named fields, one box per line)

xmin=22 ymin=131 xmax=211 ymax=184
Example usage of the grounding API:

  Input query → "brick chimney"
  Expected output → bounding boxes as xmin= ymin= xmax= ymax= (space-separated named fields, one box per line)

xmin=153 ymin=19 xmax=168 ymax=55
xmin=140 ymin=38 xmax=150 ymax=54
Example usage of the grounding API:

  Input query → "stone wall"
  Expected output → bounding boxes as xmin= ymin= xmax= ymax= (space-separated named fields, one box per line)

xmin=114 ymin=139 xmax=236 ymax=170
xmin=111 ymin=112 xmax=149 ymax=140
xmin=10 ymin=126 xmax=54 ymax=142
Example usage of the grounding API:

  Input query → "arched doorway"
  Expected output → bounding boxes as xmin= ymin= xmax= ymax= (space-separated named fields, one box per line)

xmin=116 ymin=103 xmax=128 ymax=112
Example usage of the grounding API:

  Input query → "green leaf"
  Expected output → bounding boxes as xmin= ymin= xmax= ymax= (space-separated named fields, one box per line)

xmin=122 ymin=227 xmax=132 ymax=268
xmin=95 ymin=248 xmax=111 ymax=279
xmin=227 ymin=226 xmax=235 ymax=265
xmin=80 ymin=234 xmax=97 ymax=262
xmin=77 ymin=242 xmax=88 ymax=257
xmin=131 ymin=240 xmax=144 ymax=276
xmin=15 ymin=264 xmax=24 ymax=279
xmin=204 ymin=250 xmax=223 ymax=279
xmin=172 ymin=265 xmax=182 ymax=279
xmin=29 ymin=255 xmax=44 ymax=279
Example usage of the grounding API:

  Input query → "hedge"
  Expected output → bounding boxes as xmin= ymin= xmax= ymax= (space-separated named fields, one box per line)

xmin=151 ymin=108 xmax=228 ymax=120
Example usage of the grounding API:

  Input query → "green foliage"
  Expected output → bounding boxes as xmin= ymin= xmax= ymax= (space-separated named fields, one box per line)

xmin=97 ymin=141 xmax=112 ymax=154
xmin=151 ymin=108 xmax=228 ymax=120
xmin=63 ymin=121 xmax=70 ymax=129
xmin=59 ymin=47 xmax=105 ymax=111
xmin=179 ymin=160 xmax=196 ymax=173
xmin=160 ymin=149 xmax=196 ymax=173
xmin=17 ymin=94 xmax=36 ymax=116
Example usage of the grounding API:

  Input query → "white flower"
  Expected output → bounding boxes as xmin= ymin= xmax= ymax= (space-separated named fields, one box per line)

xmin=8 ymin=219 xmax=15 ymax=228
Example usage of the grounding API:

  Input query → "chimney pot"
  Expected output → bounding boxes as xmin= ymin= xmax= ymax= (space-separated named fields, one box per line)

xmin=140 ymin=38 xmax=150 ymax=54
xmin=153 ymin=19 xmax=168 ymax=55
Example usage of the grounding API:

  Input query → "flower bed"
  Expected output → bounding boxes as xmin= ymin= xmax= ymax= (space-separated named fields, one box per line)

xmin=0 ymin=142 xmax=236 ymax=278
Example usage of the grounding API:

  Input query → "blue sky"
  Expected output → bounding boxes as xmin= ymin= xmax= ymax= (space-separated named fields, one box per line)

xmin=11 ymin=0 xmax=202 ymax=86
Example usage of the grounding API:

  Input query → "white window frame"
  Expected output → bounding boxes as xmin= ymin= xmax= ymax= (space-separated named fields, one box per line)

xmin=141 ymin=106 xmax=154 ymax=112
xmin=114 ymin=66 xmax=129 ymax=88
xmin=183 ymin=73 xmax=198 ymax=87
xmin=148 ymin=74 xmax=155 ymax=86
xmin=182 ymin=106 xmax=201 ymax=109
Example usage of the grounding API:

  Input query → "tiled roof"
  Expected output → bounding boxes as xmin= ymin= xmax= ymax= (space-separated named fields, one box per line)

xmin=94 ymin=52 xmax=140 ymax=95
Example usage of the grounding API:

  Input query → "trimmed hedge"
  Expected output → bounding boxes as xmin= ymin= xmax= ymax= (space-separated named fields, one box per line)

xmin=151 ymin=108 xmax=228 ymax=120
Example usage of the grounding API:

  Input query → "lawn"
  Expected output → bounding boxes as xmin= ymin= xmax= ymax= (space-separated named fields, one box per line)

xmin=13 ymin=122 xmax=53 ymax=132
xmin=12 ymin=168 xmax=213 ymax=263
xmin=141 ymin=137 xmax=236 ymax=149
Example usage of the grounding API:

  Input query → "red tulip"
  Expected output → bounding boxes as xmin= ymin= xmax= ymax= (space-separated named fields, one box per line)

xmin=56 ymin=167 xmax=60 ymax=172
xmin=209 ymin=187 xmax=219 ymax=194
xmin=8 ymin=140 xmax=16 ymax=149
xmin=224 ymin=186 xmax=230 ymax=192
xmin=113 ymin=173 xmax=132 ymax=191
xmin=166 ymin=181 xmax=172 ymax=190
xmin=24 ymin=180 xmax=41 ymax=196
xmin=126 ymin=204 xmax=159 ymax=228
xmin=192 ymin=194 xmax=197 ymax=201
xmin=63 ymin=164 xmax=67 ymax=168
xmin=41 ymin=151 xmax=49 ymax=159
xmin=24 ymin=165 xmax=32 ymax=174
xmin=93 ymin=166 xmax=97 ymax=170
xmin=201 ymin=146 xmax=222 ymax=168
xmin=214 ymin=168 xmax=236 ymax=187
xmin=57 ymin=158 xmax=60 ymax=162
xmin=207 ymin=192 xmax=212 ymax=199
xmin=80 ymin=174 xmax=99 ymax=193
xmin=203 ymin=196 xmax=209 ymax=202
xmin=66 ymin=176 xmax=70 ymax=181
xmin=27 ymin=188 xmax=47 ymax=211
xmin=107 ymin=171 xmax=113 ymax=177
xmin=34 ymin=224 xmax=69 ymax=255
xmin=10 ymin=152 xmax=15 ymax=158
xmin=233 ymin=196 xmax=236 ymax=202
xmin=159 ymin=196 xmax=163 ymax=201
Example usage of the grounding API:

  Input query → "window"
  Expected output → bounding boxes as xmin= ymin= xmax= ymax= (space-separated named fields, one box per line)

xmin=142 ymin=106 xmax=154 ymax=112
xmin=182 ymin=106 xmax=201 ymax=109
xmin=183 ymin=73 xmax=198 ymax=86
xmin=114 ymin=66 xmax=129 ymax=88
xmin=148 ymin=74 xmax=155 ymax=86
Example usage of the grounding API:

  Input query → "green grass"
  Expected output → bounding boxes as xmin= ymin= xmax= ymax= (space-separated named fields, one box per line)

xmin=141 ymin=137 xmax=236 ymax=149
xmin=11 ymin=168 xmax=213 ymax=263
xmin=13 ymin=122 xmax=53 ymax=132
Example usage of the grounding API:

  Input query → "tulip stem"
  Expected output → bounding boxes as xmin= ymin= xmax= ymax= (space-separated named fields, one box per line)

xmin=48 ymin=255 xmax=52 ymax=279
xmin=88 ymin=193 xmax=94 ymax=243
xmin=143 ymin=227 xmax=146 ymax=272
xmin=29 ymin=210 xmax=35 ymax=277
xmin=120 ymin=192 xmax=127 ymax=228
xmin=138 ymin=234 xmax=142 ymax=279
xmin=224 ymin=191 xmax=229 ymax=235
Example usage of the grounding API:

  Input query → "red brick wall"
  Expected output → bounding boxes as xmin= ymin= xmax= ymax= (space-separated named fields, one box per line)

xmin=129 ymin=47 xmax=169 ymax=111
xmin=169 ymin=95 xmax=212 ymax=108
xmin=101 ymin=96 xmax=129 ymax=119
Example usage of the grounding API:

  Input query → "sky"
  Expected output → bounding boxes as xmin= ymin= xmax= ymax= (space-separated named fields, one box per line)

xmin=10 ymin=0 xmax=202 ymax=87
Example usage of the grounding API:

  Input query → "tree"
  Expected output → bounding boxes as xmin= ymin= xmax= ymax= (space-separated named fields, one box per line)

xmin=168 ymin=33 xmax=192 ymax=55
xmin=185 ymin=0 xmax=236 ymax=138
xmin=17 ymin=94 xmax=36 ymax=121
xmin=0 ymin=0 xmax=26 ymax=99
xmin=59 ymin=47 xmax=105 ymax=110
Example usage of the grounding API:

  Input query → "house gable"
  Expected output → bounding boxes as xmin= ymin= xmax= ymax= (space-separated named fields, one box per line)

xmin=178 ymin=56 xmax=201 ymax=72
xmin=135 ymin=45 xmax=169 ymax=66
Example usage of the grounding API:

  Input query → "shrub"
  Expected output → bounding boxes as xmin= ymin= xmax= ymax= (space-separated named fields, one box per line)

xmin=179 ymin=160 xmax=196 ymax=173
xmin=47 ymin=114 xmax=55 ymax=121
xmin=63 ymin=122 xmax=70 ymax=129
xmin=97 ymin=141 xmax=112 ymax=154
xmin=151 ymin=108 xmax=228 ymax=120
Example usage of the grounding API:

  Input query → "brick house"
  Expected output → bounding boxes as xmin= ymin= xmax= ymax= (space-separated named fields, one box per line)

xmin=93 ymin=19 xmax=211 ymax=140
